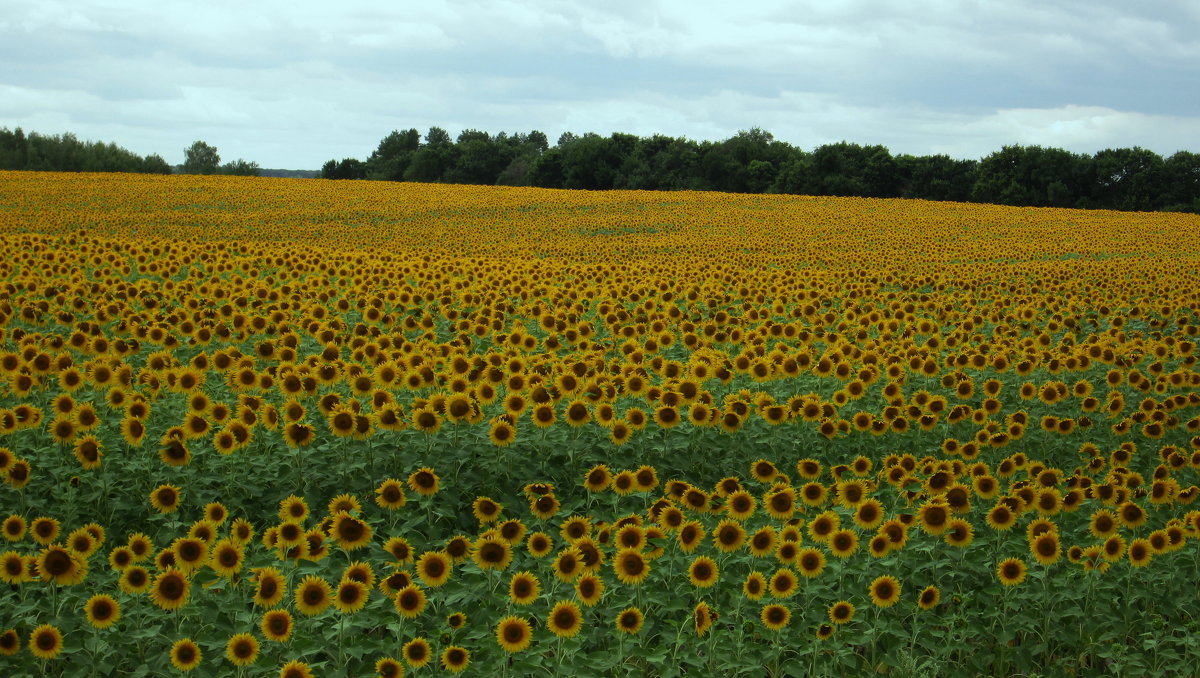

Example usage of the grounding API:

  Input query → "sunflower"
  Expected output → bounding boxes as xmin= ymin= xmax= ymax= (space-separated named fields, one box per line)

xmin=472 ymin=535 xmax=516 ymax=571
xmin=472 ymin=497 xmax=503 ymax=524
xmin=985 ymin=503 xmax=1018 ymax=531
xmin=1128 ymin=538 xmax=1153 ymax=567
xmin=333 ymin=578 xmax=368 ymax=614
xmin=616 ymin=607 xmax=645 ymax=635
xmin=261 ymin=609 xmax=293 ymax=642
xmin=1118 ymin=501 xmax=1147 ymax=529
xmin=170 ymin=638 xmax=202 ymax=672
xmin=520 ymin=532 xmax=553 ymax=561
xmin=829 ymin=529 xmax=859 ymax=558
xmin=280 ymin=660 xmax=315 ymax=678
xmin=329 ymin=512 xmax=372 ymax=551
xmin=407 ymin=468 xmax=440 ymax=496
xmin=394 ymin=584 xmax=427 ymax=619
xmin=602 ymin=547 xmax=647 ymax=586
xmin=509 ymin=571 xmax=541 ymax=605
xmin=295 ymin=575 xmax=332 ymax=616
xmin=84 ymin=593 xmax=121 ymax=629
xmin=943 ymin=519 xmax=974 ymax=548
xmin=414 ymin=551 xmax=452 ymax=588
xmin=31 ymin=516 xmax=60 ymax=545
xmin=917 ymin=585 xmax=940 ymax=610
xmin=761 ymin=603 xmax=791 ymax=631
xmin=172 ymin=537 xmax=208 ymax=575
xmin=807 ymin=511 xmax=838 ymax=542
xmin=400 ymin=637 xmax=432 ymax=668
xmin=282 ymin=422 xmax=314 ymax=448
xmin=563 ymin=399 xmax=591 ymax=427
xmin=866 ymin=534 xmax=890 ymax=558
xmin=226 ymin=633 xmax=259 ymax=667
xmin=764 ymin=487 xmax=797 ymax=520
xmin=694 ymin=601 xmax=716 ymax=637
xmin=120 ymin=417 xmax=146 ymax=447
xmin=73 ymin=436 xmax=102 ymax=470
xmin=682 ymin=486 xmax=711 ymax=513
xmin=654 ymin=405 xmax=681 ymax=428
xmin=797 ymin=548 xmax=826 ymax=578
xmin=445 ymin=535 xmax=471 ymax=563
xmin=580 ymin=464 xmax=612 ymax=493
xmin=997 ymin=557 xmax=1028 ymax=586
xmin=4 ymin=459 xmax=30 ymax=489
xmin=1030 ymin=532 xmax=1061 ymax=566
xmin=1 ymin=514 xmax=24 ymax=542
xmin=869 ymin=575 xmax=902 ymax=607
xmin=375 ymin=657 xmax=404 ymax=678
xmin=155 ymin=548 xmax=178 ymax=571
xmin=775 ymin=540 xmax=799 ymax=565
xmin=1101 ymin=534 xmax=1127 ymax=562
xmin=383 ymin=536 xmax=414 ymax=565
xmin=552 ymin=547 xmax=583 ymax=582
xmin=751 ymin=459 xmax=778 ymax=483
xmin=378 ymin=569 xmax=412 ymax=598
xmin=0 ymin=628 xmax=18 ymax=656
xmin=769 ymin=568 xmax=798 ymax=598
xmin=688 ymin=555 xmax=719 ymax=588
xmin=149 ymin=568 xmax=189 ymax=609
xmin=545 ymin=600 xmax=584 ymax=638
xmin=828 ymin=600 xmax=855 ymax=625
xmin=611 ymin=470 xmax=637 ymax=496
xmin=341 ymin=562 xmax=375 ymax=593
xmin=118 ymin=565 xmax=150 ymax=594
xmin=150 ymin=484 xmax=182 ymax=514
xmin=0 ymin=550 xmax=27 ymax=585
xmin=463 ymin=602 xmax=511 ymax=648
xmin=816 ymin=623 xmax=836 ymax=640
xmin=50 ymin=417 xmax=77 ymax=445
xmin=435 ymin=645 xmax=469 ymax=673
xmin=252 ymin=567 xmax=287 ymax=608
xmin=724 ymin=490 xmax=756 ymax=521
xmin=712 ymin=519 xmax=746 ymax=553
xmin=65 ymin=528 xmax=97 ymax=557
xmin=745 ymin=525 xmax=776 ymax=558
xmin=37 ymin=545 xmax=86 ymax=586
xmin=918 ymin=501 xmax=949 ymax=535
xmin=677 ymin=521 xmax=705 ymax=553
xmin=530 ymin=493 xmax=560 ymax=519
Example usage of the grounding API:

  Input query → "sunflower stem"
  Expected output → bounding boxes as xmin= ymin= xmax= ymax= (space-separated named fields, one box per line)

xmin=337 ymin=613 xmax=346 ymax=667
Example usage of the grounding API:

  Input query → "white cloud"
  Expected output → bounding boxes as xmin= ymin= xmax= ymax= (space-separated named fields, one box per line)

xmin=1 ymin=0 xmax=1196 ymax=167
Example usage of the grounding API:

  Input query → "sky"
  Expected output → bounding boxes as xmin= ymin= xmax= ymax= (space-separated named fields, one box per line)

xmin=2 ymin=0 xmax=1197 ymax=169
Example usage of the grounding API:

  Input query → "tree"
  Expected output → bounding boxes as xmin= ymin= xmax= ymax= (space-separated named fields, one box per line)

xmin=1162 ymin=151 xmax=1200 ymax=212
xmin=183 ymin=141 xmax=221 ymax=175
xmin=1091 ymin=147 xmax=1164 ymax=211
xmin=321 ymin=158 xmax=367 ymax=180
xmin=366 ymin=129 xmax=420 ymax=181
xmin=221 ymin=159 xmax=262 ymax=177
xmin=142 ymin=154 xmax=172 ymax=175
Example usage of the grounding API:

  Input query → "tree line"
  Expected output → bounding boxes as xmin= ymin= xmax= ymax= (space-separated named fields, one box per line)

xmin=0 ymin=127 xmax=172 ymax=174
xmin=0 ymin=129 xmax=261 ymax=177
xmin=323 ymin=127 xmax=1200 ymax=213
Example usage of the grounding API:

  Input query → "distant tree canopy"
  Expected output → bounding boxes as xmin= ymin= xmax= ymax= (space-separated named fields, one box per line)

xmin=0 ymin=128 xmax=264 ymax=177
xmin=324 ymin=128 xmax=1199 ymax=213
xmin=0 ymin=127 xmax=171 ymax=174
xmin=182 ymin=140 xmax=261 ymax=177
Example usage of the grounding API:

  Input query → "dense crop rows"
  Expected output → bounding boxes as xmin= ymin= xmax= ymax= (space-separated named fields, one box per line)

xmin=2 ymin=171 xmax=1200 ymax=676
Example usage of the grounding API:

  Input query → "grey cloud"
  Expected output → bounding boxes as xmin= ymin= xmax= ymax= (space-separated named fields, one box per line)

xmin=1 ymin=0 xmax=1196 ymax=168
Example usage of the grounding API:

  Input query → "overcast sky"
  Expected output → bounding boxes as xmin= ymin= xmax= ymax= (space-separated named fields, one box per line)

xmin=2 ymin=0 xmax=1197 ymax=169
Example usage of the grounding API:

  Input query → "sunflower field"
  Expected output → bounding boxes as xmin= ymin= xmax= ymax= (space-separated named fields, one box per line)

xmin=2 ymin=170 xmax=1200 ymax=677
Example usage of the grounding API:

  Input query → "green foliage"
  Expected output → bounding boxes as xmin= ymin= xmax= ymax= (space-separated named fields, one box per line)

xmin=182 ymin=140 xmax=221 ymax=175
xmin=329 ymin=127 xmax=1198 ymax=213
xmin=0 ymin=128 xmax=172 ymax=175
